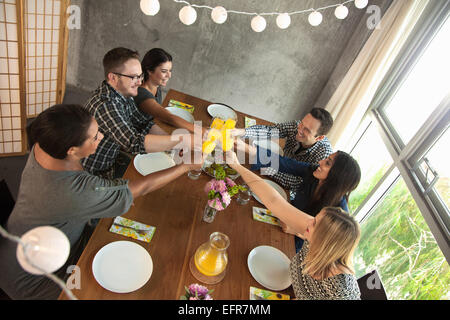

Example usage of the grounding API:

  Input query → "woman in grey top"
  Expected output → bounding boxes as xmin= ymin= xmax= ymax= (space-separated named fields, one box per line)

xmin=0 ymin=104 xmax=201 ymax=300
xmin=226 ymin=151 xmax=361 ymax=300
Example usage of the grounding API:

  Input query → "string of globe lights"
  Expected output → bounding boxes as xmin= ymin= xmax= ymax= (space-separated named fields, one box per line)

xmin=139 ymin=0 xmax=370 ymax=32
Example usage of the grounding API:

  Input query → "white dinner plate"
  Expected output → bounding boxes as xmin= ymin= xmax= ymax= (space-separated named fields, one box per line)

xmin=207 ymin=103 xmax=238 ymax=121
xmin=252 ymin=179 xmax=287 ymax=205
xmin=252 ymin=139 xmax=284 ymax=156
xmin=165 ymin=106 xmax=195 ymax=123
xmin=247 ymin=245 xmax=292 ymax=291
xmin=92 ymin=241 xmax=153 ymax=293
xmin=134 ymin=152 xmax=176 ymax=176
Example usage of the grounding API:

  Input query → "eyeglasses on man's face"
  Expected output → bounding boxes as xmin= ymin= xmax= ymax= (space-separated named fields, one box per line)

xmin=112 ymin=72 xmax=144 ymax=82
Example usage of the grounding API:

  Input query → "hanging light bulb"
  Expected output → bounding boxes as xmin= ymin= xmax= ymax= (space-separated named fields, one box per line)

xmin=276 ymin=13 xmax=291 ymax=29
xmin=308 ymin=11 xmax=323 ymax=26
xmin=140 ymin=0 xmax=160 ymax=16
xmin=179 ymin=5 xmax=197 ymax=25
xmin=211 ymin=6 xmax=227 ymax=24
xmin=334 ymin=5 xmax=349 ymax=19
xmin=16 ymin=226 xmax=70 ymax=275
xmin=251 ymin=15 xmax=267 ymax=32
xmin=354 ymin=0 xmax=369 ymax=9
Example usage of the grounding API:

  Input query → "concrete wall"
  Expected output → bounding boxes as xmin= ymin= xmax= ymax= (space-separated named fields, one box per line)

xmin=66 ymin=0 xmax=390 ymax=123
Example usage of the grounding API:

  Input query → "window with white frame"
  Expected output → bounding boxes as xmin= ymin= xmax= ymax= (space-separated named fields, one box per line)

xmin=346 ymin=3 xmax=449 ymax=300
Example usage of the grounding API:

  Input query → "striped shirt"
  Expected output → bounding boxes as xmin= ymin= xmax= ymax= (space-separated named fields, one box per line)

xmin=244 ymin=121 xmax=333 ymax=191
xmin=81 ymin=81 xmax=154 ymax=174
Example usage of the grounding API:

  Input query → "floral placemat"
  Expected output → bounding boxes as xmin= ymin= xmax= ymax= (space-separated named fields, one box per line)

xmin=252 ymin=207 xmax=281 ymax=226
xmin=168 ymin=99 xmax=195 ymax=113
xmin=250 ymin=286 xmax=290 ymax=300
xmin=109 ymin=216 xmax=156 ymax=243
xmin=245 ymin=116 xmax=256 ymax=128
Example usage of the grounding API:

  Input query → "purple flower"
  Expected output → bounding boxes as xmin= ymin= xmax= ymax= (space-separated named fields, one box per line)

xmin=188 ymin=283 xmax=210 ymax=298
xmin=181 ymin=283 xmax=214 ymax=300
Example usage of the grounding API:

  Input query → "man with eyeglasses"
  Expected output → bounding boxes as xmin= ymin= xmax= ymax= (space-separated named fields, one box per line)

xmin=82 ymin=47 xmax=192 ymax=179
xmin=232 ymin=108 xmax=334 ymax=193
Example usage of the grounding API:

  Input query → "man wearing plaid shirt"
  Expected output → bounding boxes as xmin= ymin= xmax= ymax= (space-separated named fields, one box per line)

xmin=235 ymin=108 xmax=334 ymax=195
xmin=82 ymin=48 xmax=191 ymax=178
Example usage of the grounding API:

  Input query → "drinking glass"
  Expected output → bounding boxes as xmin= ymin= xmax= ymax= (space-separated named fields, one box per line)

xmin=236 ymin=184 xmax=251 ymax=205
xmin=187 ymin=168 xmax=202 ymax=180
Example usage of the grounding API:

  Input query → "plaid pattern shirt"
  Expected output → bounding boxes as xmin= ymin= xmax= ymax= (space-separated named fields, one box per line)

xmin=244 ymin=121 xmax=333 ymax=191
xmin=81 ymin=81 xmax=153 ymax=174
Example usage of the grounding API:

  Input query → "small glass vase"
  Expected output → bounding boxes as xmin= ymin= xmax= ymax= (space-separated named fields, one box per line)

xmin=202 ymin=204 xmax=218 ymax=223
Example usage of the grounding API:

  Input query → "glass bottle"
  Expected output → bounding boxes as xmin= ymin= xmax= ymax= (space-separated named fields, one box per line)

xmin=190 ymin=232 xmax=230 ymax=284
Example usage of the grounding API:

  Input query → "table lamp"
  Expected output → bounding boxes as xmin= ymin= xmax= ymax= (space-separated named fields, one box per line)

xmin=0 ymin=225 xmax=77 ymax=300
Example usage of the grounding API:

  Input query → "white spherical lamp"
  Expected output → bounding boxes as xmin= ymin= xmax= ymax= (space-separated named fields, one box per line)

xmin=251 ymin=15 xmax=267 ymax=32
xmin=179 ymin=5 xmax=197 ymax=26
xmin=16 ymin=226 xmax=70 ymax=275
xmin=276 ymin=13 xmax=291 ymax=29
xmin=335 ymin=5 xmax=349 ymax=19
xmin=211 ymin=6 xmax=227 ymax=24
xmin=355 ymin=0 xmax=369 ymax=9
xmin=140 ymin=0 xmax=160 ymax=16
xmin=308 ymin=11 xmax=323 ymax=26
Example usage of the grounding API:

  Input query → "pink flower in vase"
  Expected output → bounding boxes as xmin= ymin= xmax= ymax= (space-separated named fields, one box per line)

xmin=208 ymin=198 xmax=225 ymax=211
xmin=225 ymin=177 xmax=236 ymax=187
xmin=216 ymin=180 xmax=227 ymax=193
xmin=221 ymin=191 xmax=231 ymax=207
xmin=204 ymin=179 xmax=216 ymax=193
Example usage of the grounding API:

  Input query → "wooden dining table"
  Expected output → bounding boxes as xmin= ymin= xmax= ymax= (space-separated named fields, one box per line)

xmin=59 ymin=89 xmax=295 ymax=300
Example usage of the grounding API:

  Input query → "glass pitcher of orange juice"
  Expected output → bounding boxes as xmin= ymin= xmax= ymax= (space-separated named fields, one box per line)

xmin=190 ymin=232 xmax=230 ymax=284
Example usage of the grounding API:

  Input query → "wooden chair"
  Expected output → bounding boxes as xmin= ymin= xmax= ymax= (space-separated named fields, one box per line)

xmin=0 ymin=179 xmax=15 ymax=227
xmin=0 ymin=179 xmax=14 ymax=300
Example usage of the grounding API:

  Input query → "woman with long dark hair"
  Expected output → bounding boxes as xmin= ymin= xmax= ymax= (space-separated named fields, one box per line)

xmin=301 ymin=150 xmax=361 ymax=215
xmin=239 ymin=140 xmax=361 ymax=251
xmin=0 ymin=104 xmax=201 ymax=300
xmin=134 ymin=48 xmax=203 ymax=134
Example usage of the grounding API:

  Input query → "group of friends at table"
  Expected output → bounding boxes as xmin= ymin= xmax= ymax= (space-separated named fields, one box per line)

xmin=0 ymin=47 xmax=363 ymax=300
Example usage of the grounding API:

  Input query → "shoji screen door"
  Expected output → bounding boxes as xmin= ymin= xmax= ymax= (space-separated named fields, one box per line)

xmin=0 ymin=0 xmax=25 ymax=155
xmin=0 ymin=0 xmax=69 ymax=157
xmin=24 ymin=0 xmax=68 ymax=117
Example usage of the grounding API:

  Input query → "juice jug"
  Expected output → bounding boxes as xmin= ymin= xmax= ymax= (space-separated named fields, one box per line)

xmin=190 ymin=232 xmax=230 ymax=284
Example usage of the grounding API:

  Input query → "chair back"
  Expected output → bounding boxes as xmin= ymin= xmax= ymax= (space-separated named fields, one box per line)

xmin=0 ymin=179 xmax=15 ymax=227
xmin=357 ymin=269 xmax=388 ymax=300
